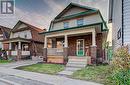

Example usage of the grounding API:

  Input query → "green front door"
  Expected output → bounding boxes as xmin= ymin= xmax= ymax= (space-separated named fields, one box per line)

xmin=77 ymin=39 xmax=84 ymax=56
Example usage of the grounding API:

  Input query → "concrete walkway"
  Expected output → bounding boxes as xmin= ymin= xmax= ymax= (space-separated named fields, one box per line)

xmin=0 ymin=60 xmax=41 ymax=68
xmin=0 ymin=67 xmax=103 ymax=85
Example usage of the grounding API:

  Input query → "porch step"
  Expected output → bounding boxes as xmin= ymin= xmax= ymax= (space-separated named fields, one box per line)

xmin=65 ymin=67 xmax=82 ymax=71
xmin=57 ymin=56 xmax=87 ymax=76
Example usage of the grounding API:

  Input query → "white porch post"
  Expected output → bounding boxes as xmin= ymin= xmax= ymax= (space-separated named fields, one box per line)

xmin=18 ymin=41 xmax=21 ymax=49
xmin=44 ymin=36 xmax=47 ymax=48
xmin=64 ymin=35 xmax=68 ymax=47
xmin=1 ymin=43 xmax=4 ymax=50
xmin=92 ymin=29 xmax=96 ymax=46
xmin=9 ymin=42 xmax=12 ymax=50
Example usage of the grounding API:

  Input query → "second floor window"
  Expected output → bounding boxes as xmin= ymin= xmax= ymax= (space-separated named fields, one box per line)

xmin=77 ymin=18 xmax=83 ymax=26
xmin=64 ymin=22 xmax=69 ymax=28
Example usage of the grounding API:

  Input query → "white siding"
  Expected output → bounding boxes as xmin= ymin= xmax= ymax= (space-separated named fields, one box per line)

xmin=10 ymin=30 xmax=32 ymax=39
xmin=112 ymin=0 xmax=122 ymax=50
xmin=51 ymin=14 xmax=102 ymax=31
xmin=123 ymin=0 xmax=130 ymax=45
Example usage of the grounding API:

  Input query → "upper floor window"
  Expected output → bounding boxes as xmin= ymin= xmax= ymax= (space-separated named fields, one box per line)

xmin=63 ymin=22 xmax=69 ymax=28
xmin=77 ymin=18 xmax=83 ymax=26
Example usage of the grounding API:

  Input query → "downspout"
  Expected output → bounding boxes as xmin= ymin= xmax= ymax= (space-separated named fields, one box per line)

xmin=122 ymin=0 xmax=124 ymax=46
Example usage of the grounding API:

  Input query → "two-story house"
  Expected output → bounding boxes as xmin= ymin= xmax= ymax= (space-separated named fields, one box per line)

xmin=0 ymin=25 xmax=11 ymax=50
xmin=40 ymin=3 xmax=108 ymax=64
xmin=0 ymin=21 xmax=45 ymax=60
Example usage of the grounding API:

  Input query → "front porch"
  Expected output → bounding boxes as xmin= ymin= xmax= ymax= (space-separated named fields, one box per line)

xmin=43 ymin=25 xmax=104 ymax=64
xmin=2 ymin=37 xmax=31 ymax=60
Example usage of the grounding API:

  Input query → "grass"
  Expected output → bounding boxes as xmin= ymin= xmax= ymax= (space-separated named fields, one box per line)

xmin=0 ymin=60 xmax=12 ymax=64
xmin=71 ymin=65 xmax=114 ymax=85
xmin=16 ymin=63 xmax=65 ymax=75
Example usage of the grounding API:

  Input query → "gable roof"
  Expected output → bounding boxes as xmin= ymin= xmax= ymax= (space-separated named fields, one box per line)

xmin=48 ymin=3 xmax=107 ymax=31
xmin=12 ymin=20 xmax=46 ymax=32
xmin=55 ymin=3 xmax=98 ymax=19
xmin=0 ymin=25 xmax=11 ymax=39
xmin=11 ymin=20 xmax=46 ymax=43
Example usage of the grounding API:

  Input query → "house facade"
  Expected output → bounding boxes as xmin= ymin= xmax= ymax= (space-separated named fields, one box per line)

xmin=111 ymin=0 xmax=130 ymax=50
xmin=40 ymin=3 xmax=108 ymax=64
xmin=0 ymin=21 xmax=45 ymax=60
xmin=0 ymin=26 xmax=11 ymax=50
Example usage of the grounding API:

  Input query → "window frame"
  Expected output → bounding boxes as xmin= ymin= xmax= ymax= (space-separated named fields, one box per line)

xmin=63 ymin=22 xmax=69 ymax=28
xmin=77 ymin=18 xmax=84 ymax=26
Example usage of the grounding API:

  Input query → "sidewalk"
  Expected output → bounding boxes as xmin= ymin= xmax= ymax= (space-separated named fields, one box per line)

xmin=0 ymin=67 xmax=102 ymax=85
xmin=0 ymin=60 xmax=41 ymax=68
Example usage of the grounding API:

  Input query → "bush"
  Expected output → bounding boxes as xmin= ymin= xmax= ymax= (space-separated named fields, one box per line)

xmin=110 ymin=46 xmax=130 ymax=85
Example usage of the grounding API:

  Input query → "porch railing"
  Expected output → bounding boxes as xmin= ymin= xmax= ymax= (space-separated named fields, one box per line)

xmin=47 ymin=48 xmax=63 ymax=56
xmin=7 ymin=51 xmax=30 ymax=56
xmin=21 ymin=51 xmax=30 ymax=55
xmin=11 ymin=51 xmax=17 ymax=55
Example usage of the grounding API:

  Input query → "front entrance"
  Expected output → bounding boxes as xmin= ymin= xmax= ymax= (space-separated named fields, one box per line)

xmin=76 ymin=39 xmax=84 ymax=56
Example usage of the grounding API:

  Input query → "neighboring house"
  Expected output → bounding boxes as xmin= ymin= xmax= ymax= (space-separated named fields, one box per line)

xmin=0 ymin=25 xmax=11 ymax=50
xmin=40 ymin=3 xmax=108 ymax=64
xmin=0 ymin=21 xmax=45 ymax=60
xmin=110 ymin=0 xmax=130 ymax=50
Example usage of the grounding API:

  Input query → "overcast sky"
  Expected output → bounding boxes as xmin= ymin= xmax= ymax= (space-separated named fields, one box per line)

xmin=0 ymin=0 xmax=109 ymax=30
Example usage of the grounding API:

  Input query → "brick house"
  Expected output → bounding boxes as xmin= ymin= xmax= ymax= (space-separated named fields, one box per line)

xmin=0 ymin=20 xmax=45 ymax=60
xmin=40 ymin=3 xmax=108 ymax=64
xmin=0 ymin=25 xmax=11 ymax=50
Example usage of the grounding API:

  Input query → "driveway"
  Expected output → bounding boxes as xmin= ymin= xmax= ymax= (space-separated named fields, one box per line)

xmin=0 ymin=60 xmax=103 ymax=85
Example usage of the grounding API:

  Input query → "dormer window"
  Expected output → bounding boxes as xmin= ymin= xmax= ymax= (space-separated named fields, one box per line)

xmin=77 ymin=18 xmax=83 ymax=26
xmin=63 ymin=22 xmax=69 ymax=28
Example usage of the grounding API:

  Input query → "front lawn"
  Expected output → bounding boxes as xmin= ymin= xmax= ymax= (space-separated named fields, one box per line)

xmin=0 ymin=60 xmax=12 ymax=64
xmin=71 ymin=65 xmax=114 ymax=85
xmin=16 ymin=63 xmax=65 ymax=75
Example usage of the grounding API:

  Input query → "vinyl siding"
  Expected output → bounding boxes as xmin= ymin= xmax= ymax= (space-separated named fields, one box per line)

xmin=123 ymin=0 xmax=130 ymax=45
xmin=112 ymin=0 xmax=122 ymax=50
xmin=51 ymin=14 xmax=102 ymax=31
xmin=10 ymin=30 xmax=32 ymax=39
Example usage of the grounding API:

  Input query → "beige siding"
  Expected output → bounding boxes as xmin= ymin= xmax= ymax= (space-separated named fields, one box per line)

xmin=10 ymin=30 xmax=32 ymax=39
xmin=52 ymin=14 xmax=102 ymax=31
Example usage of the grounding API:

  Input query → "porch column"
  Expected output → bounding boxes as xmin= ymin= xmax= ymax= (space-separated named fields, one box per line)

xmin=92 ymin=30 xmax=96 ymax=46
xmin=9 ymin=42 xmax=12 ymax=50
xmin=63 ymin=35 xmax=68 ymax=64
xmin=44 ymin=37 xmax=47 ymax=48
xmin=91 ymin=29 xmax=97 ymax=64
xmin=64 ymin=35 xmax=68 ymax=47
xmin=18 ymin=41 xmax=21 ymax=61
xmin=43 ymin=36 xmax=47 ymax=62
xmin=18 ymin=41 xmax=21 ymax=50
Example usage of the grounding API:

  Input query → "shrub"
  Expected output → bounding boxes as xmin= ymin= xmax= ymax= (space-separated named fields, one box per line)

xmin=110 ymin=46 xmax=130 ymax=85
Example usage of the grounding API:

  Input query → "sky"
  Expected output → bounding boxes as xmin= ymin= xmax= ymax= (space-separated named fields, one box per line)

xmin=0 ymin=0 xmax=109 ymax=30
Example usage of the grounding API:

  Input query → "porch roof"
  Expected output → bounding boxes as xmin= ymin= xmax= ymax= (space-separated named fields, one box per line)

xmin=40 ymin=22 xmax=108 ymax=35
xmin=0 ymin=37 xmax=31 ymax=43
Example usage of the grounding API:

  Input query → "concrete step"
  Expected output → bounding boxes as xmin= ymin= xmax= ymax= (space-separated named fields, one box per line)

xmin=66 ymin=64 xmax=86 ymax=68
xmin=65 ymin=67 xmax=81 ymax=71
xmin=67 ymin=61 xmax=87 ymax=64
xmin=68 ymin=59 xmax=87 ymax=62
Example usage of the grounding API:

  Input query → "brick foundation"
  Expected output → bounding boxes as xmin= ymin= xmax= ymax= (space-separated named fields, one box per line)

xmin=90 ymin=46 xmax=97 ymax=64
xmin=43 ymin=48 xmax=47 ymax=62
xmin=63 ymin=47 xmax=69 ymax=64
